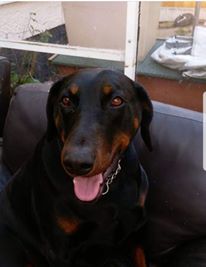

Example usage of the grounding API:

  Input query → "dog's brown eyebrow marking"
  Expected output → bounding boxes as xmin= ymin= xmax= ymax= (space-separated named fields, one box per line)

xmin=69 ymin=83 xmax=79 ymax=95
xmin=102 ymin=84 xmax=113 ymax=95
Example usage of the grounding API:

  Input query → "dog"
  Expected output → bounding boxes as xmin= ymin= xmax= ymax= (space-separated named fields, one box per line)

xmin=0 ymin=69 xmax=153 ymax=267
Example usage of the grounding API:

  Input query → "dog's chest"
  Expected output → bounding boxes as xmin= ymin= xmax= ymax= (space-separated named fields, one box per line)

xmin=51 ymin=202 xmax=142 ymax=267
xmin=56 ymin=193 xmax=143 ymax=246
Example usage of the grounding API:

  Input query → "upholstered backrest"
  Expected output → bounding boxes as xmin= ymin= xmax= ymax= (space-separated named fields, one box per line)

xmin=135 ymin=101 xmax=204 ymax=261
xmin=3 ymin=83 xmax=50 ymax=173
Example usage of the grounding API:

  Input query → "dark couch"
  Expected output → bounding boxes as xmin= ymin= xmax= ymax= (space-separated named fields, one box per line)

xmin=0 ymin=80 xmax=205 ymax=266
xmin=0 ymin=57 xmax=10 ymax=137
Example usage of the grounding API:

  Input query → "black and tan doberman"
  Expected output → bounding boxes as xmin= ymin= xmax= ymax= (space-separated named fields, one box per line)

xmin=0 ymin=69 xmax=153 ymax=267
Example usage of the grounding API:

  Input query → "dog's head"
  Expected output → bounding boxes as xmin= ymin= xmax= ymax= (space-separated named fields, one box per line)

xmin=46 ymin=69 xmax=153 ymax=202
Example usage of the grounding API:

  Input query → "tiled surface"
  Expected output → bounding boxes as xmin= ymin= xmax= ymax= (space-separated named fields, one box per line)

xmin=51 ymin=55 xmax=124 ymax=71
xmin=137 ymin=40 xmax=184 ymax=80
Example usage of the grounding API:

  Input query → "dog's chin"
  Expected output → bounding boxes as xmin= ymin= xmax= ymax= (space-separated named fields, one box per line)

xmin=63 ymin=155 xmax=121 ymax=203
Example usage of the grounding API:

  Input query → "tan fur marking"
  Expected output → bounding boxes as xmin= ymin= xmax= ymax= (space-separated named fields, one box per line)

xmin=134 ymin=118 xmax=139 ymax=129
xmin=103 ymin=84 xmax=112 ymax=95
xmin=61 ymin=131 xmax=65 ymax=144
xmin=94 ymin=140 xmax=111 ymax=175
xmin=87 ymin=132 xmax=130 ymax=177
xmin=55 ymin=114 xmax=61 ymax=129
xmin=115 ymin=133 xmax=130 ymax=150
xmin=70 ymin=83 xmax=79 ymax=95
xmin=57 ymin=217 xmax=79 ymax=234
xmin=55 ymin=115 xmax=65 ymax=143
xmin=134 ymin=247 xmax=147 ymax=267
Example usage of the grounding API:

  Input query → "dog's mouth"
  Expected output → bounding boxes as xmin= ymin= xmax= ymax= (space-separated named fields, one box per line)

xmin=73 ymin=156 xmax=121 ymax=202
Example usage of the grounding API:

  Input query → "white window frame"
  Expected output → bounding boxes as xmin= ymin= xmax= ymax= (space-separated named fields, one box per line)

xmin=0 ymin=1 xmax=139 ymax=80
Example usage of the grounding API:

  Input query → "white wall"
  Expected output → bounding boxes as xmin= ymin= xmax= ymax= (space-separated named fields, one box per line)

xmin=138 ymin=2 xmax=161 ymax=61
xmin=62 ymin=2 xmax=160 ymax=61
xmin=62 ymin=2 xmax=127 ymax=50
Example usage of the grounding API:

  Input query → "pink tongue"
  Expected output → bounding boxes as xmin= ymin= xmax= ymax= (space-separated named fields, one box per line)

xmin=73 ymin=174 xmax=103 ymax=202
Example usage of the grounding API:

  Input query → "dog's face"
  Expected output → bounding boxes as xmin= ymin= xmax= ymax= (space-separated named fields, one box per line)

xmin=47 ymin=69 xmax=152 ymax=202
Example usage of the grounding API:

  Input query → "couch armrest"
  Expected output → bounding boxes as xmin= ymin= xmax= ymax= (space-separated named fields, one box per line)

xmin=0 ymin=57 xmax=11 ymax=137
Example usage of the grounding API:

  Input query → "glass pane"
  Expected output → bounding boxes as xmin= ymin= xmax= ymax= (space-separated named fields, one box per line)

xmin=0 ymin=2 xmax=67 ymax=44
xmin=137 ymin=1 xmax=206 ymax=112
xmin=0 ymin=1 xmax=67 ymax=91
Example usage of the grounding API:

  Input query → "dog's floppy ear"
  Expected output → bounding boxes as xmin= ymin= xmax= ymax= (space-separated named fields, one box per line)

xmin=46 ymin=77 xmax=66 ymax=141
xmin=133 ymin=82 xmax=153 ymax=151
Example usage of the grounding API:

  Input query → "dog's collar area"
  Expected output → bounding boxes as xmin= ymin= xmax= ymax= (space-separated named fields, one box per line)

xmin=102 ymin=159 xmax=122 ymax=196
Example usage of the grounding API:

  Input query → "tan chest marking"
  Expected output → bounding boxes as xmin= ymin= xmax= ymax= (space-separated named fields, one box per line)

xmin=57 ymin=216 xmax=80 ymax=234
xmin=134 ymin=247 xmax=147 ymax=267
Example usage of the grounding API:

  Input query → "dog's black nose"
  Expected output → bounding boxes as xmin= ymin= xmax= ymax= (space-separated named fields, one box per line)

xmin=63 ymin=156 xmax=94 ymax=176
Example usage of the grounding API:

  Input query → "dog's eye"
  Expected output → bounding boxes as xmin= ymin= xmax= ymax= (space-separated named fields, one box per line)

xmin=111 ymin=97 xmax=124 ymax=107
xmin=61 ymin=96 xmax=71 ymax=107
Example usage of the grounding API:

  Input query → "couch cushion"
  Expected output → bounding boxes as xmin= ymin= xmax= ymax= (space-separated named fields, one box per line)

xmin=135 ymin=101 xmax=205 ymax=262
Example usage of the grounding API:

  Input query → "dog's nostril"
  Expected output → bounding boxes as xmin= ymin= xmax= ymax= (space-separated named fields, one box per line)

xmin=63 ymin=158 xmax=93 ymax=176
xmin=63 ymin=161 xmax=73 ymax=170
xmin=79 ymin=163 xmax=93 ymax=172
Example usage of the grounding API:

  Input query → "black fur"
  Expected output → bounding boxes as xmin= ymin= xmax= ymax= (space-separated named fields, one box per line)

xmin=0 ymin=69 xmax=153 ymax=267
